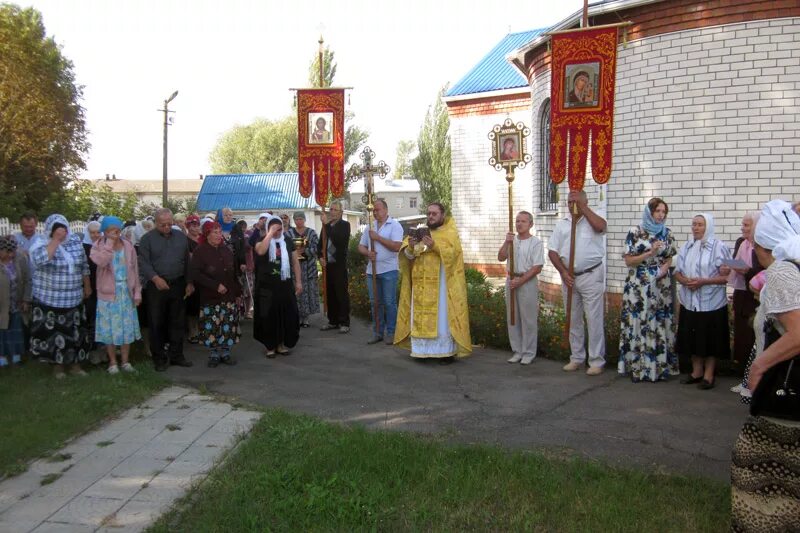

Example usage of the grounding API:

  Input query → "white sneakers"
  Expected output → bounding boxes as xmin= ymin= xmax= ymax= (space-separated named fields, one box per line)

xmin=108 ymin=363 xmax=136 ymax=375
xmin=508 ymin=353 xmax=536 ymax=365
xmin=563 ymin=361 xmax=603 ymax=375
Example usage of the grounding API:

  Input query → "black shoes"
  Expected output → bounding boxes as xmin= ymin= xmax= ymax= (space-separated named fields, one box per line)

xmin=170 ymin=358 xmax=193 ymax=367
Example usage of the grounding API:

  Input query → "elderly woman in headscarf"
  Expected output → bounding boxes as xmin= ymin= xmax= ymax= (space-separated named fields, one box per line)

xmin=189 ymin=221 xmax=241 ymax=367
xmin=674 ymin=213 xmax=732 ymax=390
xmin=253 ymin=215 xmax=303 ymax=357
xmin=91 ymin=216 xmax=142 ymax=374
xmin=727 ymin=212 xmax=765 ymax=384
xmin=0 ymin=235 xmax=31 ymax=368
xmin=216 ymin=207 xmax=235 ymax=240
xmin=82 ymin=219 xmax=102 ymax=356
xmin=618 ymin=197 xmax=679 ymax=382
xmin=731 ymin=199 xmax=800 ymax=532
xmin=29 ymin=214 xmax=92 ymax=378
xmin=286 ymin=211 xmax=320 ymax=327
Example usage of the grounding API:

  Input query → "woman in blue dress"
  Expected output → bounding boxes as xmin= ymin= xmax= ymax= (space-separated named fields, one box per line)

xmin=618 ymin=198 xmax=679 ymax=382
xmin=91 ymin=216 xmax=142 ymax=374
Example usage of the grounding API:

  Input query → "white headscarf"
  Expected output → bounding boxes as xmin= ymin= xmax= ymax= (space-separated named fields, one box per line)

xmin=265 ymin=216 xmax=291 ymax=281
xmin=83 ymin=220 xmax=101 ymax=245
xmin=684 ymin=212 xmax=716 ymax=271
xmin=755 ymin=200 xmax=800 ymax=261
xmin=29 ymin=214 xmax=78 ymax=274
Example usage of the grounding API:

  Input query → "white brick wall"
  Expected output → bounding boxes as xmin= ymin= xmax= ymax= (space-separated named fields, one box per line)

xmin=454 ymin=16 xmax=800 ymax=293
xmin=450 ymin=109 xmax=534 ymax=265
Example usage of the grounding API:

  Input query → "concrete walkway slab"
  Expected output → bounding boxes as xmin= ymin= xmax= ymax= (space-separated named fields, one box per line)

xmin=0 ymin=386 xmax=261 ymax=533
xmin=170 ymin=317 xmax=747 ymax=481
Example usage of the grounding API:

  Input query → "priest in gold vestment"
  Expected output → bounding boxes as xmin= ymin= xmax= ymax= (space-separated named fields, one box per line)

xmin=394 ymin=203 xmax=471 ymax=362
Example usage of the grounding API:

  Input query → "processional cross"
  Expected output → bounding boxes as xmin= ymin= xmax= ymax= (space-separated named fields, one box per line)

xmin=346 ymin=147 xmax=390 ymax=332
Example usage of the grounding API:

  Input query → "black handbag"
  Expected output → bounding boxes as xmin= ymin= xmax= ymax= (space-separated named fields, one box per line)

xmin=749 ymin=267 xmax=800 ymax=420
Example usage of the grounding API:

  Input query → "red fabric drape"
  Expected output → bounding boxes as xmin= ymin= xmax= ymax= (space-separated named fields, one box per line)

xmin=549 ymin=26 xmax=618 ymax=191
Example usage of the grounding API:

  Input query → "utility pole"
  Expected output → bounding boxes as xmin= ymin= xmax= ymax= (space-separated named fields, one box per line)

xmin=160 ymin=90 xmax=179 ymax=206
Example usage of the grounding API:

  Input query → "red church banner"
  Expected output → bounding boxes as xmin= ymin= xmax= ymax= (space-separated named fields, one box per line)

xmin=549 ymin=26 xmax=618 ymax=191
xmin=297 ymin=88 xmax=345 ymax=206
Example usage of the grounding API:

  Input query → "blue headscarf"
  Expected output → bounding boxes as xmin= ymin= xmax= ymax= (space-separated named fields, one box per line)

xmin=641 ymin=204 xmax=667 ymax=239
xmin=216 ymin=208 xmax=235 ymax=233
xmin=100 ymin=216 xmax=123 ymax=232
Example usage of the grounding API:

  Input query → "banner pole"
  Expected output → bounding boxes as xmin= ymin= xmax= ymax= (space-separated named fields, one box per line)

xmin=565 ymin=201 xmax=578 ymax=340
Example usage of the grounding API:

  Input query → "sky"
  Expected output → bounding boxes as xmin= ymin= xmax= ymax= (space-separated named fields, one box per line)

xmin=21 ymin=0 xmax=584 ymax=181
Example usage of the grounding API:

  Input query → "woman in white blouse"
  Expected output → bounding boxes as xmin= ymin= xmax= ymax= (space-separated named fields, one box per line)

xmin=674 ymin=213 xmax=732 ymax=390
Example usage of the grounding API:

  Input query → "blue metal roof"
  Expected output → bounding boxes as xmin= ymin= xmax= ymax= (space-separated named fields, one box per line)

xmin=196 ymin=173 xmax=319 ymax=211
xmin=446 ymin=29 xmax=545 ymax=97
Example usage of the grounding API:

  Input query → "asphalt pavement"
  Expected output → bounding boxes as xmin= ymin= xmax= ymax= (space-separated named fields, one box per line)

xmin=167 ymin=313 xmax=746 ymax=482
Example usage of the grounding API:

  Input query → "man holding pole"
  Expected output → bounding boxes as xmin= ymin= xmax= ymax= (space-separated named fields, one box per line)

xmin=547 ymin=191 xmax=607 ymax=375
xmin=319 ymin=200 xmax=351 ymax=333
xmin=358 ymin=198 xmax=403 ymax=345
xmin=498 ymin=211 xmax=544 ymax=365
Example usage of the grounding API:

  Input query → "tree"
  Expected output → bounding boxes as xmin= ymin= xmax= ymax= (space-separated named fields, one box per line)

xmin=394 ymin=140 xmax=415 ymax=180
xmin=209 ymin=45 xmax=368 ymax=175
xmin=0 ymin=4 xmax=88 ymax=215
xmin=412 ymin=86 xmax=451 ymax=212
xmin=134 ymin=196 xmax=196 ymax=220
xmin=38 ymin=181 xmax=138 ymax=222
xmin=209 ymin=117 xmax=298 ymax=174
xmin=308 ymin=45 xmax=336 ymax=88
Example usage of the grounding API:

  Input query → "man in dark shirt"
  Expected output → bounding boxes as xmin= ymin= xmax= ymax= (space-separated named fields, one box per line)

xmin=318 ymin=201 xmax=351 ymax=333
xmin=138 ymin=208 xmax=195 ymax=371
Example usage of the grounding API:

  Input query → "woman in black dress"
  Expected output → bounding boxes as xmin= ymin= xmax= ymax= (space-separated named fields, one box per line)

xmin=253 ymin=216 xmax=302 ymax=357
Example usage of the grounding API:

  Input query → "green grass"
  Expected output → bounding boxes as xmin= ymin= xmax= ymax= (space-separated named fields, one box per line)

xmin=0 ymin=358 xmax=167 ymax=478
xmin=151 ymin=410 xmax=730 ymax=532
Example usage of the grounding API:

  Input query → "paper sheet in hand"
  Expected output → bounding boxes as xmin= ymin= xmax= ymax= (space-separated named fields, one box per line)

xmin=722 ymin=258 xmax=748 ymax=269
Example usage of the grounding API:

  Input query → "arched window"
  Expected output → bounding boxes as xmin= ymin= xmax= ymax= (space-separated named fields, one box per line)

xmin=539 ymin=99 xmax=558 ymax=211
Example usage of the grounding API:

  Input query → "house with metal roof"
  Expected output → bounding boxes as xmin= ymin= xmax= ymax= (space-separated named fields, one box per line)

xmin=446 ymin=0 xmax=800 ymax=305
xmin=196 ymin=173 xmax=361 ymax=230
xmin=443 ymin=29 xmax=545 ymax=277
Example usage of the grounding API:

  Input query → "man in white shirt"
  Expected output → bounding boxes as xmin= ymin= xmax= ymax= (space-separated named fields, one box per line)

xmin=548 ymin=191 xmax=607 ymax=375
xmin=498 ymin=211 xmax=544 ymax=365
xmin=13 ymin=212 xmax=41 ymax=255
xmin=358 ymin=199 xmax=404 ymax=345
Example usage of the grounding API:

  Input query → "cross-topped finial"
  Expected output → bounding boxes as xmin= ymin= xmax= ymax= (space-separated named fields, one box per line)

xmin=346 ymin=146 xmax=390 ymax=212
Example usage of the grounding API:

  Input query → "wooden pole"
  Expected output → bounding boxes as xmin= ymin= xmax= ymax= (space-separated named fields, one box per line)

xmin=564 ymin=201 xmax=578 ymax=339
xmin=366 ymin=176 xmax=380 ymax=335
xmin=582 ymin=0 xmax=589 ymax=27
xmin=506 ymin=165 xmax=516 ymax=326
xmin=320 ymin=204 xmax=328 ymax=314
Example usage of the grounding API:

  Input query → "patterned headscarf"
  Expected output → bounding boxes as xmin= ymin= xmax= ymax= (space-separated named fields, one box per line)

xmin=0 ymin=235 xmax=18 ymax=252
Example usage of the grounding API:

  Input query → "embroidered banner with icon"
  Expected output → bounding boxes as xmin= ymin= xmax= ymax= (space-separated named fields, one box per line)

xmin=549 ymin=26 xmax=618 ymax=191
xmin=297 ymin=89 xmax=345 ymax=205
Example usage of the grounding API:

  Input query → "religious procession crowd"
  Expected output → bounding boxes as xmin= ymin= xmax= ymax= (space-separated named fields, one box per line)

xmin=0 ymin=192 xmax=798 ymax=530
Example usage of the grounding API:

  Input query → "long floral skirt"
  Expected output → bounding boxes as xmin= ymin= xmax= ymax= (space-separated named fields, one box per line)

xmin=198 ymin=300 xmax=241 ymax=349
xmin=731 ymin=415 xmax=800 ymax=531
xmin=30 ymin=302 xmax=91 ymax=365
xmin=95 ymin=282 xmax=141 ymax=346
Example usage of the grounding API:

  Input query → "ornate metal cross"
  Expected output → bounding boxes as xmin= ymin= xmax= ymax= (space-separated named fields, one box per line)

xmin=346 ymin=146 xmax=390 ymax=334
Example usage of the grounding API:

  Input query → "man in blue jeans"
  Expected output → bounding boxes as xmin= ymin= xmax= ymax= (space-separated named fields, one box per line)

xmin=358 ymin=198 xmax=404 ymax=345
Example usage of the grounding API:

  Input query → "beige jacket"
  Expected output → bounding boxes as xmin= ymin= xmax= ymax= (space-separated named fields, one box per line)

xmin=0 ymin=255 xmax=32 ymax=329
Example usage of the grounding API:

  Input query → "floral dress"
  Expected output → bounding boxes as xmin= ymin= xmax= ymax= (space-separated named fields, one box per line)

xmin=619 ymin=226 xmax=679 ymax=382
xmin=95 ymin=249 xmax=141 ymax=346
